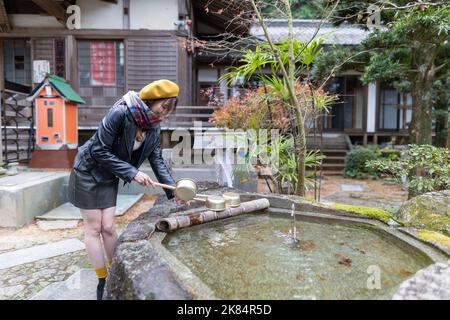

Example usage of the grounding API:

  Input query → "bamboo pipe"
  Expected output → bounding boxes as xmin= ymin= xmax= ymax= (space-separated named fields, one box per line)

xmin=156 ymin=198 xmax=270 ymax=232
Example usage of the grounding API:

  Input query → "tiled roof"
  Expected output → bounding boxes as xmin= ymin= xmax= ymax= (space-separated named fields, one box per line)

xmin=250 ymin=19 xmax=375 ymax=45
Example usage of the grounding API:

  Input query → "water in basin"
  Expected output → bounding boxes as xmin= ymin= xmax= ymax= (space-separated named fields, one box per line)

xmin=162 ymin=213 xmax=434 ymax=300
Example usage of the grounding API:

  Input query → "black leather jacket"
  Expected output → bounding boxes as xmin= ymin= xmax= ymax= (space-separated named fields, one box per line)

xmin=73 ymin=100 xmax=175 ymax=199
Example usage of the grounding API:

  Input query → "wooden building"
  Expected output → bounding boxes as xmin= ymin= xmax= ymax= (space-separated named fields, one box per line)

xmin=0 ymin=1 xmax=413 ymax=168
xmin=0 ymin=0 xmax=232 ymax=163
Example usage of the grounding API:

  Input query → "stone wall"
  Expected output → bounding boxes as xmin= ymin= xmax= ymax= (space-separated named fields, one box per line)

xmin=393 ymin=260 xmax=450 ymax=300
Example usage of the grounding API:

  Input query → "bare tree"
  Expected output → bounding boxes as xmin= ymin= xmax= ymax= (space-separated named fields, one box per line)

xmin=190 ymin=0 xmax=338 ymax=196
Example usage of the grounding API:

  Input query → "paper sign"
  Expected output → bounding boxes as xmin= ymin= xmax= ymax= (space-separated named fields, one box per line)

xmin=33 ymin=60 xmax=50 ymax=83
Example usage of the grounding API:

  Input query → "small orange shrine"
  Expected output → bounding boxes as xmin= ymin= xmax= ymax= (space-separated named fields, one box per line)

xmin=27 ymin=74 xmax=85 ymax=169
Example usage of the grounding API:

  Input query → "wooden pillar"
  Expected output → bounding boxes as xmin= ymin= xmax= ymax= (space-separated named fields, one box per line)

xmin=367 ymin=82 xmax=377 ymax=134
xmin=0 ymin=39 xmax=4 ymax=165
xmin=177 ymin=37 xmax=189 ymax=107
xmin=161 ymin=130 xmax=171 ymax=149
xmin=67 ymin=35 xmax=77 ymax=91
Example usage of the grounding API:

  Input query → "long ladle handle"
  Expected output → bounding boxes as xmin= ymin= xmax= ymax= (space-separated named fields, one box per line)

xmin=195 ymin=193 xmax=210 ymax=198
xmin=153 ymin=182 xmax=176 ymax=190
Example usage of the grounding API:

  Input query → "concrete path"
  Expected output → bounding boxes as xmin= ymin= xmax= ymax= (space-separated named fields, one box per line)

xmin=36 ymin=194 xmax=144 ymax=220
xmin=0 ymin=239 xmax=85 ymax=270
xmin=340 ymin=183 xmax=367 ymax=192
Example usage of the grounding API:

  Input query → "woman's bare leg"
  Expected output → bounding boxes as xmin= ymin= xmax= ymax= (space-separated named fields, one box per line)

xmin=101 ymin=206 xmax=117 ymax=264
xmin=80 ymin=209 xmax=106 ymax=269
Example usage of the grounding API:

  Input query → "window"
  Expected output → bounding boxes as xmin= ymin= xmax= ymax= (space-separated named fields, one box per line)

xmin=78 ymin=40 xmax=124 ymax=86
xmin=14 ymin=55 xmax=24 ymax=70
xmin=47 ymin=108 xmax=53 ymax=128
xmin=322 ymin=76 xmax=365 ymax=131
xmin=3 ymin=39 xmax=31 ymax=85
xmin=379 ymin=83 xmax=400 ymax=130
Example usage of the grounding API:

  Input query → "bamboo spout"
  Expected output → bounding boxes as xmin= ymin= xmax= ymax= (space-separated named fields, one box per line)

xmin=156 ymin=198 xmax=270 ymax=232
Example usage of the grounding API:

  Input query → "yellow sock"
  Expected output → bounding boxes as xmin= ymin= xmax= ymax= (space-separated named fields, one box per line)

xmin=95 ymin=266 xmax=108 ymax=279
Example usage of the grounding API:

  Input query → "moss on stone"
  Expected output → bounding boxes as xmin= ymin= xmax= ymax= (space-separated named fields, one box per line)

xmin=417 ymin=230 xmax=450 ymax=247
xmin=328 ymin=203 xmax=392 ymax=223
xmin=395 ymin=191 xmax=450 ymax=232
xmin=303 ymin=197 xmax=324 ymax=206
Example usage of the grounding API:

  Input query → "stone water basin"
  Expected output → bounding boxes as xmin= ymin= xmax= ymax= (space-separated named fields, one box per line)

xmin=106 ymin=187 xmax=449 ymax=300
xmin=162 ymin=210 xmax=443 ymax=300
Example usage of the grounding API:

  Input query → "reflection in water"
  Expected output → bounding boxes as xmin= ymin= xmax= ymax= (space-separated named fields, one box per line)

xmin=163 ymin=213 xmax=433 ymax=300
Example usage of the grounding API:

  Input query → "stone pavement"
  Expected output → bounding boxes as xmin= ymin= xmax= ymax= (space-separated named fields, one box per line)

xmin=319 ymin=180 xmax=407 ymax=211
xmin=323 ymin=190 xmax=406 ymax=210
xmin=31 ymin=268 xmax=97 ymax=300
xmin=0 ymin=249 xmax=90 ymax=300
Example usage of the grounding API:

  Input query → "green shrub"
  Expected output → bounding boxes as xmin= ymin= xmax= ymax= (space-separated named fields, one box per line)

xmin=366 ymin=144 xmax=401 ymax=160
xmin=379 ymin=147 xmax=401 ymax=161
xmin=367 ymin=144 xmax=450 ymax=196
xmin=366 ymin=144 xmax=381 ymax=156
xmin=344 ymin=147 xmax=378 ymax=179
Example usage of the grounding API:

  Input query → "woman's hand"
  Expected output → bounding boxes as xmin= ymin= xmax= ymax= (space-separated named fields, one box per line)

xmin=133 ymin=171 xmax=156 ymax=187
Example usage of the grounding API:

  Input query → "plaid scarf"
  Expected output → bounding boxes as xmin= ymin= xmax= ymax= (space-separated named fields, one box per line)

xmin=123 ymin=91 xmax=161 ymax=129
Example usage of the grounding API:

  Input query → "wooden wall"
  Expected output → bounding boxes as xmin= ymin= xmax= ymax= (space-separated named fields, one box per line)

xmin=126 ymin=37 xmax=178 ymax=91
xmin=1 ymin=30 xmax=192 ymax=129
xmin=77 ymin=35 xmax=180 ymax=128
xmin=32 ymin=38 xmax=54 ymax=74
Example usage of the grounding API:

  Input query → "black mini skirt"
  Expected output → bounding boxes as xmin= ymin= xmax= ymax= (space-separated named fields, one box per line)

xmin=68 ymin=168 xmax=119 ymax=210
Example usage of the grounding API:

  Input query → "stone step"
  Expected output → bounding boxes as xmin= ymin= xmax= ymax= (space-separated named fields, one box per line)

xmin=323 ymin=156 xmax=346 ymax=164
xmin=321 ymin=148 xmax=348 ymax=152
xmin=323 ymin=155 xmax=346 ymax=160
xmin=308 ymin=144 xmax=348 ymax=149
xmin=322 ymin=169 xmax=344 ymax=175
xmin=321 ymin=163 xmax=345 ymax=172
xmin=320 ymin=149 xmax=349 ymax=156
xmin=322 ymin=163 xmax=345 ymax=168
xmin=0 ymin=239 xmax=85 ymax=270
xmin=0 ymin=171 xmax=69 ymax=227
xmin=35 ymin=194 xmax=144 ymax=220
xmin=30 ymin=269 xmax=97 ymax=300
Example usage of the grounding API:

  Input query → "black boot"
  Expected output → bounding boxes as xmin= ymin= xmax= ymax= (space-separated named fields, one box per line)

xmin=97 ymin=278 xmax=106 ymax=300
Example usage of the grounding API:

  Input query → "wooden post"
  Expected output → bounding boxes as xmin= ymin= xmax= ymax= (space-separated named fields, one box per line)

xmin=0 ymin=39 xmax=4 ymax=165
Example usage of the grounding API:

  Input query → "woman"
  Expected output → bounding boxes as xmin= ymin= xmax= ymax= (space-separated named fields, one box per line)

xmin=68 ymin=79 xmax=186 ymax=300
